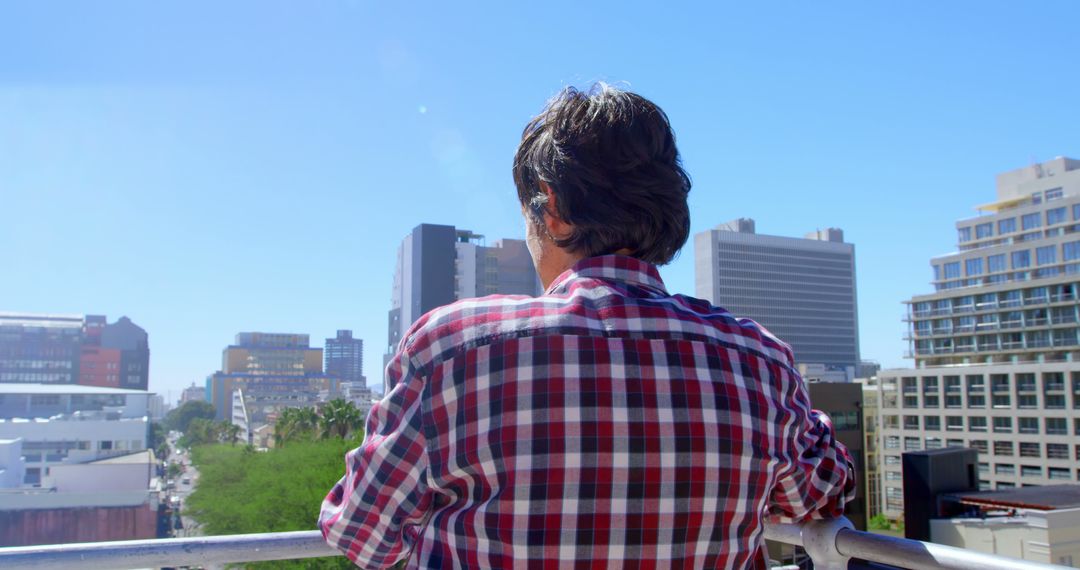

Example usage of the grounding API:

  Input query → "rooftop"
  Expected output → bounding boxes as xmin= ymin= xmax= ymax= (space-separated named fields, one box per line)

xmin=0 ymin=383 xmax=150 ymax=396
xmin=946 ymin=484 xmax=1080 ymax=511
xmin=89 ymin=450 xmax=155 ymax=465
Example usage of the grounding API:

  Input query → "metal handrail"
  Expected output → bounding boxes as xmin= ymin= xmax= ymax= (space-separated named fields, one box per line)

xmin=0 ymin=519 xmax=1074 ymax=570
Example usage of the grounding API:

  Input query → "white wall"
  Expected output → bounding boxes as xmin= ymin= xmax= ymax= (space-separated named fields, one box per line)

xmin=0 ymin=438 xmax=26 ymax=488
xmin=45 ymin=462 xmax=151 ymax=493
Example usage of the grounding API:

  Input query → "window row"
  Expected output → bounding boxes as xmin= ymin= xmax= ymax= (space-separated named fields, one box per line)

xmin=913 ymin=284 xmax=1077 ymax=317
xmin=957 ymin=195 xmax=1072 ymax=245
xmin=884 ymin=415 xmax=1076 ymax=435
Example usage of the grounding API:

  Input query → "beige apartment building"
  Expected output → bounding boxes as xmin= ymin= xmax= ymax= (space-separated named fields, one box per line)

xmin=875 ymin=157 xmax=1080 ymax=522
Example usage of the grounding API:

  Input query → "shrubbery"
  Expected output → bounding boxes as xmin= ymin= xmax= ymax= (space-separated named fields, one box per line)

xmin=185 ymin=437 xmax=362 ymax=569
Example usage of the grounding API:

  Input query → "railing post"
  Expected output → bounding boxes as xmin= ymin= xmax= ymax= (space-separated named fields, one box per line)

xmin=801 ymin=517 xmax=854 ymax=570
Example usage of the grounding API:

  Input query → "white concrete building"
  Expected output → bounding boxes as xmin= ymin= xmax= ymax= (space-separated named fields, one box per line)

xmin=0 ymin=384 xmax=150 ymax=486
xmin=230 ymin=388 xmax=250 ymax=444
xmin=931 ymin=485 xmax=1080 ymax=567
xmin=0 ymin=438 xmax=26 ymax=489
xmin=877 ymin=156 xmax=1080 ymax=522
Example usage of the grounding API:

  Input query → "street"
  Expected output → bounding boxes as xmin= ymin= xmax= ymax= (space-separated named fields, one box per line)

xmin=166 ymin=433 xmax=202 ymax=537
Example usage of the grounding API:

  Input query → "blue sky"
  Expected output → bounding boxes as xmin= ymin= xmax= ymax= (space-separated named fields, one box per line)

xmin=2 ymin=2 xmax=1078 ymax=402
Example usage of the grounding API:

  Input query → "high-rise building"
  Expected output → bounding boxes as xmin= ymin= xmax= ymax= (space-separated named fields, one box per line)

xmin=206 ymin=332 xmax=338 ymax=424
xmin=385 ymin=223 xmax=541 ymax=391
xmin=0 ymin=313 xmax=149 ymax=390
xmin=694 ymin=218 xmax=860 ymax=378
xmin=877 ymin=157 xmax=1080 ymax=522
xmin=325 ymin=330 xmax=364 ymax=385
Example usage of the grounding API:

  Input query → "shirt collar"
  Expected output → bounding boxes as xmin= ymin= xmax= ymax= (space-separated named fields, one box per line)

xmin=545 ymin=255 xmax=669 ymax=296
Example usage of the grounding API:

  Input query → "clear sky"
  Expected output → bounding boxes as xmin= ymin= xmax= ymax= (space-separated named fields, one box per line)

xmin=2 ymin=2 xmax=1078 ymax=403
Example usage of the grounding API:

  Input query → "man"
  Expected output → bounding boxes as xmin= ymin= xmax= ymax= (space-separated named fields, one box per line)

xmin=320 ymin=84 xmax=855 ymax=568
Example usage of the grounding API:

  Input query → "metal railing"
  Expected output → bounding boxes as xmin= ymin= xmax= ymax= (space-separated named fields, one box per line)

xmin=0 ymin=518 xmax=1074 ymax=570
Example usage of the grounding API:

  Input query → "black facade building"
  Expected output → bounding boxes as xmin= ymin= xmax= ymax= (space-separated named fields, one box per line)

xmin=325 ymin=330 xmax=364 ymax=385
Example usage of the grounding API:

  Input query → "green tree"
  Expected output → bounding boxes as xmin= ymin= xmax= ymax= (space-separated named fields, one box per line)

xmin=868 ymin=513 xmax=889 ymax=530
xmin=274 ymin=407 xmax=319 ymax=446
xmin=181 ymin=418 xmax=239 ymax=447
xmin=318 ymin=399 xmax=363 ymax=440
xmin=149 ymin=422 xmax=169 ymax=458
xmin=186 ymin=436 xmax=363 ymax=569
xmin=165 ymin=400 xmax=217 ymax=434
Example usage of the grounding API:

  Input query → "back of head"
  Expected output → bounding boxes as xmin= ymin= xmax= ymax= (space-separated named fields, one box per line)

xmin=513 ymin=84 xmax=692 ymax=265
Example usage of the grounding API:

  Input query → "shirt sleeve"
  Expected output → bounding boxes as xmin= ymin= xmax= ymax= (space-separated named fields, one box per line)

xmin=319 ymin=348 xmax=435 ymax=568
xmin=765 ymin=364 xmax=857 ymax=523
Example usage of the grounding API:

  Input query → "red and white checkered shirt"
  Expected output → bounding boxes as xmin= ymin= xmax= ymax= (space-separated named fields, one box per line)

xmin=320 ymin=255 xmax=856 ymax=569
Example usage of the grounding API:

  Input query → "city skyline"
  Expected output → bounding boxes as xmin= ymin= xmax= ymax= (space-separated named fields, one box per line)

xmin=2 ymin=3 xmax=1079 ymax=401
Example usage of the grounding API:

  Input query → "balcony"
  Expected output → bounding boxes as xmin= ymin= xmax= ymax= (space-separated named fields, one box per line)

xmin=0 ymin=519 xmax=1072 ymax=570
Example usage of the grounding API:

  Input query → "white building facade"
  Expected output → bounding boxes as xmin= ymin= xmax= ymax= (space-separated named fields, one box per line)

xmin=694 ymin=218 xmax=860 ymax=378
xmin=0 ymin=384 xmax=150 ymax=486
xmin=877 ymin=157 xmax=1080 ymax=521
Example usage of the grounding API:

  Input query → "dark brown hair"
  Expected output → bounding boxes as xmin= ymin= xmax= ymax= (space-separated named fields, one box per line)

xmin=513 ymin=83 xmax=691 ymax=265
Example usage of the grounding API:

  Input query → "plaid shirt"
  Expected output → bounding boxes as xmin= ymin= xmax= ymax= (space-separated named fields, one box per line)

xmin=320 ymin=255 xmax=856 ymax=569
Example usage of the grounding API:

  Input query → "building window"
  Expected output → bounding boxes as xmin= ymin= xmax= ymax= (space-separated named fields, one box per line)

xmin=994 ymin=463 xmax=1015 ymax=476
xmin=1037 ymin=245 xmax=1057 ymax=266
xmin=969 ymin=439 xmax=988 ymax=453
xmin=992 ymin=394 xmax=1011 ymax=408
xmin=885 ymin=455 xmax=900 ymax=466
xmin=969 ymin=417 xmax=988 ymax=432
xmin=925 ymin=437 xmax=943 ymax=449
xmin=993 ymin=441 xmax=1014 ymax=456
xmin=1046 ymin=187 xmax=1064 ymax=201
xmin=975 ymin=222 xmax=993 ymax=239
xmin=998 ymin=217 xmax=1017 ymax=234
xmin=945 ymin=395 xmax=962 ymax=408
xmin=1048 ymin=468 xmax=1071 ymax=481
xmin=1047 ymin=418 xmax=1067 ymax=435
xmin=885 ymin=471 xmax=902 ymax=481
xmin=885 ymin=436 xmax=900 ymax=449
xmin=1044 ymin=372 xmax=1065 ymax=391
xmin=958 ymin=227 xmax=972 ymax=243
xmin=925 ymin=416 xmax=941 ymax=431
xmin=1020 ymin=442 xmax=1040 ymax=458
xmin=946 ymin=416 xmax=964 ymax=431
xmin=967 ymin=394 xmax=986 ymax=408
xmin=903 ymin=396 xmax=918 ymax=408
xmin=1046 ymin=395 xmax=1066 ymax=409
xmin=965 ymin=258 xmax=983 ymax=276
xmin=1047 ymin=443 xmax=1069 ymax=459
xmin=1022 ymin=213 xmax=1042 ymax=230
xmin=1047 ymin=207 xmax=1067 ymax=226
xmin=831 ymin=411 xmax=860 ymax=430
xmin=904 ymin=437 xmax=921 ymax=451
xmin=987 ymin=254 xmax=1006 ymax=273
xmin=946 ymin=438 xmax=964 ymax=448
xmin=943 ymin=262 xmax=961 ymax=279
xmin=1016 ymin=373 xmax=1036 ymax=392
xmin=904 ymin=415 xmax=920 ymax=430
xmin=1019 ymin=417 xmax=1040 ymax=434
xmin=1012 ymin=250 xmax=1032 ymax=269
xmin=993 ymin=417 xmax=1013 ymax=433
xmin=1021 ymin=465 xmax=1042 ymax=478
xmin=924 ymin=395 xmax=940 ymax=408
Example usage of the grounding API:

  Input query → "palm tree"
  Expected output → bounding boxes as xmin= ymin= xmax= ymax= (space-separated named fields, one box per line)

xmin=273 ymin=406 xmax=318 ymax=446
xmin=222 ymin=422 xmax=243 ymax=446
xmin=318 ymin=399 xmax=363 ymax=440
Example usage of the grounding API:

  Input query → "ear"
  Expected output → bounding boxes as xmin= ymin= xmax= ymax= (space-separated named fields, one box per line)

xmin=538 ymin=182 xmax=574 ymax=240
